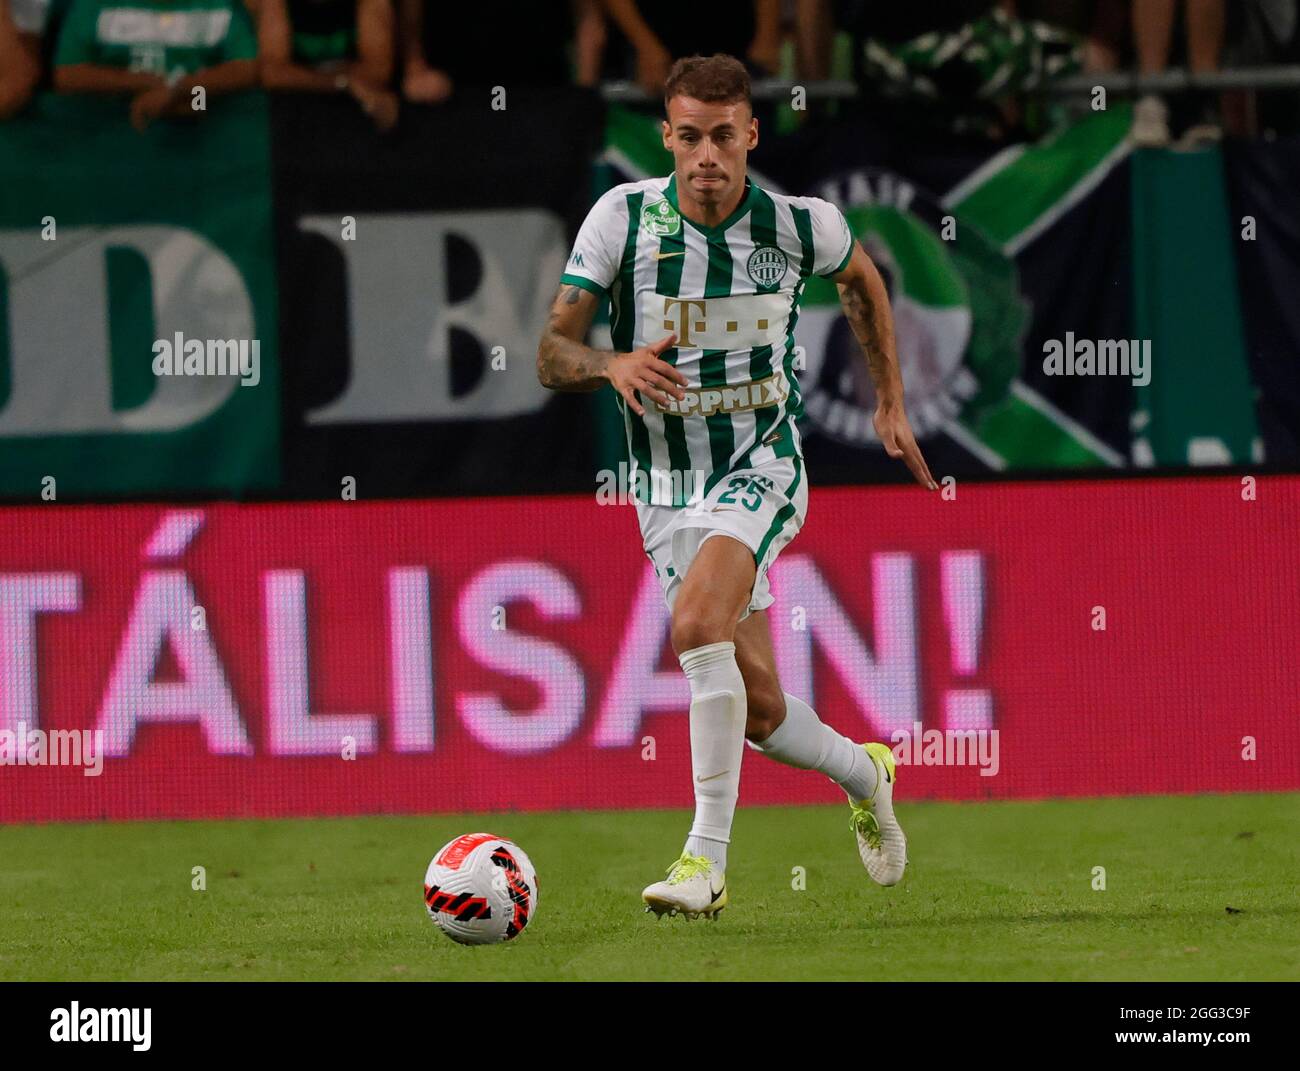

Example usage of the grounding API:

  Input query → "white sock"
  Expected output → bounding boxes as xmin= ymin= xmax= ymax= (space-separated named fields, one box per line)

xmin=747 ymin=692 xmax=877 ymax=803
xmin=679 ymin=641 xmax=746 ymax=872
xmin=685 ymin=834 xmax=727 ymax=871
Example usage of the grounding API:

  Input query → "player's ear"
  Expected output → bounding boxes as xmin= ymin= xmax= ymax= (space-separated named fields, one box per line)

xmin=661 ymin=119 xmax=672 ymax=150
xmin=747 ymin=114 xmax=758 ymax=149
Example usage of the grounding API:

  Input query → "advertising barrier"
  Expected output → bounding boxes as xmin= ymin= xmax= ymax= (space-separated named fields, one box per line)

xmin=1 ymin=474 xmax=1296 ymax=822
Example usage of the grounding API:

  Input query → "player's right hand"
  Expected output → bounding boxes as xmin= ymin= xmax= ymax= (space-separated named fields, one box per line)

xmin=607 ymin=334 xmax=686 ymax=417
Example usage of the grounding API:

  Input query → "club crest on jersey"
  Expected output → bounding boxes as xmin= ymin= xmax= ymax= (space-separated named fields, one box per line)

xmin=641 ymin=199 xmax=681 ymax=237
xmin=746 ymin=245 xmax=788 ymax=287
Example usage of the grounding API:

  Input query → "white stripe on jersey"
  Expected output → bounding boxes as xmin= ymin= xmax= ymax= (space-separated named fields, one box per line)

xmin=676 ymin=221 xmax=714 ymax=496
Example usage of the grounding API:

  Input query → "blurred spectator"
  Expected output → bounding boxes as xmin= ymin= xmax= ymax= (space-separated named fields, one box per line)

xmin=1222 ymin=0 xmax=1299 ymax=136
xmin=794 ymin=0 xmax=833 ymax=80
xmin=1081 ymin=0 xmax=1129 ymax=72
xmin=1131 ymin=0 xmax=1225 ymax=147
xmin=401 ymin=0 xmax=603 ymax=104
xmin=602 ymin=0 xmax=781 ymax=95
xmin=53 ymin=0 xmax=258 ymax=131
xmin=0 ymin=0 xmax=43 ymax=117
xmin=258 ymin=0 xmax=398 ymax=130
xmin=854 ymin=1 xmax=1080 ymax=140
xmin=1017 ymin=0 xmax=1129 ymax=72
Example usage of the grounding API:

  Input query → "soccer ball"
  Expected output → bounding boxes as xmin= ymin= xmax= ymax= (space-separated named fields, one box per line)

xmin=423 ymin=832 xmax=539 ymax=945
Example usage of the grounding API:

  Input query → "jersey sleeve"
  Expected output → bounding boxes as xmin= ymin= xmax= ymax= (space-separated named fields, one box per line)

xmin=807 ymin=198 xmax=855 ymax=278
xmin=559 ymin=187 xmax=631 ymax=297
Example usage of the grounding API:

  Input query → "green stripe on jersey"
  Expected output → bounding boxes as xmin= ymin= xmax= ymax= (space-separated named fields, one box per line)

xmin=615 ymin=191 xmax=654 ymax=484
xmin=560 ymin=273 xmax=605 ymax=296
xmin=654 ymin=220 xmax=691 ymax=502
xmin=787 ymin=206 xmax=819 ymax=423
xmin=747 ymin=189 xmax=782 ymax=458
xmin=700 ymin=231 xmax=736 ymax=495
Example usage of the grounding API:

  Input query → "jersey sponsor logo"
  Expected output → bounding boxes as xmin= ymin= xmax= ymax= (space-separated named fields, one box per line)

xmin=96 ymin=8 xmax=233 ymax=47
xmin=651 ymin=373 xmax=786 ymax=417
xmin=640 ymin=198 xmax=681 ymax=238
xmin=652 ymin=249 xmax=685 ymax=260
xmin=646 ymin=292 xmax=790 ymax=349
xmin=568 ymin=251 xmax=585 ymax=267
xmin=746 ymin=245 xmax=789 ymax=287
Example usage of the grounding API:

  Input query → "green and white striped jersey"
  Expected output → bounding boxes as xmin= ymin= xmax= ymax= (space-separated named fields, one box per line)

xmin=560 ymin=174 xmax=854 ymax=508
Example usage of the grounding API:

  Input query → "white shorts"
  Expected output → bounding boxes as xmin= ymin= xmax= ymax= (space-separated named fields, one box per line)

xmin=636 ymin=455 xmax=808 ymax=621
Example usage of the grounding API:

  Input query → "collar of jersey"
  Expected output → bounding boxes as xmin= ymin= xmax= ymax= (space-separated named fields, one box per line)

xmin=665 ymin=174 xmax=757 ymax=237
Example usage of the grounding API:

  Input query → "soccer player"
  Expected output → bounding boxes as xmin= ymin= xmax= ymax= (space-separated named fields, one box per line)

xmin=537 ymin=53 xmax=936 ymax=920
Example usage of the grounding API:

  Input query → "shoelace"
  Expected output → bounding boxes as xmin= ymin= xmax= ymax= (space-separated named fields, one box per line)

xmin=850 ymin=803 xmax=882 ymax=850
xmin=665 ymin=853 xmax=711 ymax=885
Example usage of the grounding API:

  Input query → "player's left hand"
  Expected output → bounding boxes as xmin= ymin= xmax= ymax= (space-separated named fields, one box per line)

xmin=874 ymin=403 xmax=937 ymax=490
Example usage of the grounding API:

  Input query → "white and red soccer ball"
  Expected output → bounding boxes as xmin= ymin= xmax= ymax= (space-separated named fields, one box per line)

xmin=423 ymin=833 xmax=539 ymax=945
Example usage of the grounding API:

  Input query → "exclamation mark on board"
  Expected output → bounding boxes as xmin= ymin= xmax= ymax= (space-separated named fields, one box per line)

xmin=941 ymin=551 xmax=992 ymax=731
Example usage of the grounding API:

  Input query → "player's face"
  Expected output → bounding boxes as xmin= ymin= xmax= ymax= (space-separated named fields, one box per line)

xmin=662 ymin=97 xmax=757 ymax=207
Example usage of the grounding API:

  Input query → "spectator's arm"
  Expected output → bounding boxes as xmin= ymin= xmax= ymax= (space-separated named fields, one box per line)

xmin=398 ymin=0 xmax=451 ymax=101
xmin=601 ymin=0 xmax=670 ymax=93
xmin=571 ymin=0 xmax=605 ymax=88
xmin=353 ymin=0 xmax=393 ymax=87
xmin=175 ymin=59 xmax=259 ymax=102
xmin=54 ymin=65 xmax=165 ymax=93
xmin=258 ymin=0 xmax=340 ymax=89
xmin=177 ymin=0 xmax=261 ymax=96
xmin=0 ymin=0 xmax=41 ymax=118
xmin=399 ymin=0 xmax=427 ymax=68
xmin=130 ymin=57 xmax=258 ymax=128
xmin=601 ymin=0 xmax=662 ymax=55
xmin=749 ymin=0 xmax=781 ymax=74
xmin=794 ymin=0 xmax=831 ymax=80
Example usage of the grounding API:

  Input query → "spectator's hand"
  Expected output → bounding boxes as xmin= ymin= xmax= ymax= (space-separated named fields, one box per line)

xmin=349 ymin=80 xmax=399 ymax=132
xmin=403 ymin=63 xmax=453 ymax=104
xmin=635 ymin=39 xmax=672 ymax=96
xmin=129 ymin=84 xmax=176 ymax=133
xmin=747 ymin=32 xmax=781 ymax=76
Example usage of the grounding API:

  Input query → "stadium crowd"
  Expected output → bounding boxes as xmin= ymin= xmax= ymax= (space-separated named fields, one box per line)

xmin=1 ymin=0 xmax=1297 ymax=140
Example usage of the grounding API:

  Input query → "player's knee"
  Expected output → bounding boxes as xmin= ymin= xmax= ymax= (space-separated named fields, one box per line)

xmin=670 ymin=606 xmax=733 ymax=656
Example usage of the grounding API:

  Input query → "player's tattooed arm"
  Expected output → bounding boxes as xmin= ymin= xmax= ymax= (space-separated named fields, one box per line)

xmin=537 ymin=285 xmax=615 ymax=392
xmin=537 ymin=285 xmax=688 ymax=415
xmin=833 ymin=243 xmax=903 ymax=407
xmin=833 ymin=243 xmax=938 ymax=490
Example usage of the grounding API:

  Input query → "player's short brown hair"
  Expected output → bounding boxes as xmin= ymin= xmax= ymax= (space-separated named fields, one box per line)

xmin=663 ymin=54 xmax=752 ymax=115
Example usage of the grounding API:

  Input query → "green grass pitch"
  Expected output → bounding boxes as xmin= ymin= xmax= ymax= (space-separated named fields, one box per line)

xmin=2 ymin=793 xmax=1297 ymax=981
